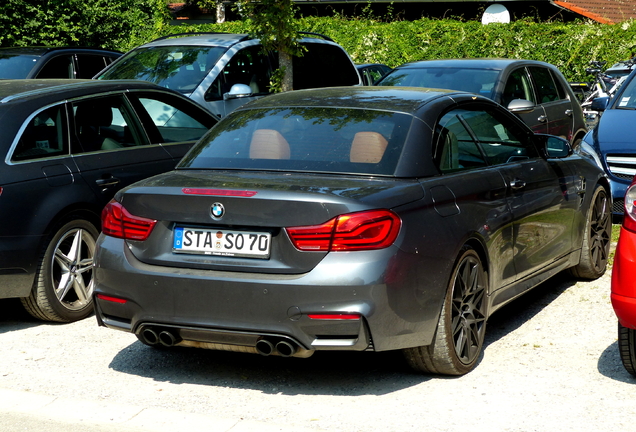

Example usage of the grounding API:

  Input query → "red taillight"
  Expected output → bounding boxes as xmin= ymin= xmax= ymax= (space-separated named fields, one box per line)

xmin=101 ymin=200 xmax=156 ymax=241
xmin=96 ymin=294 xmax=127 ymax=304
xmin=624 ymin=183 xmax=636 ymax=233
xmin=286 ymin=209 xmax=401 ymax=252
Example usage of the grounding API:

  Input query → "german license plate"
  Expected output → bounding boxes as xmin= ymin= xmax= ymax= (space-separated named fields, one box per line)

xmin=173 ymin=227 xmax=271 ymax=259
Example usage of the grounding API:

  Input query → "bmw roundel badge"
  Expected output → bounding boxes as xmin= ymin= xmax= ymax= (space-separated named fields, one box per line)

xmin=211 ymin=202 xmax=225 ymax=219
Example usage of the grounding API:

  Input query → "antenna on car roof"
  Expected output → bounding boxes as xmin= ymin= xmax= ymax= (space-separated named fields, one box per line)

xmin=297 ymin=32 xmax=333 ymax=42
xmin=151 ymin=33 xmax=252 ymax=42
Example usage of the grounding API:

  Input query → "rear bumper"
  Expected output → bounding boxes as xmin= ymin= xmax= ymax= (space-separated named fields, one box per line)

xmin=93 ymin=235 xmax=446 ymax=353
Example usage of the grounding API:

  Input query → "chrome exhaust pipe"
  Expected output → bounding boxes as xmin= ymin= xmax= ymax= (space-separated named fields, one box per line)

xmin=141 ymin=328 xmax=159 ymax=345
xmin=275 ymin=340 xmax=297 ymax=357
xmin=255 ymin=339 xmax=275 ymax=356
xmin=159 ymin=330 xmax=181 ymax=347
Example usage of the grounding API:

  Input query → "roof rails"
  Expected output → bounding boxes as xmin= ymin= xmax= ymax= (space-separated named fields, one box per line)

xmin=151 ymin=32 xmax=252 ymax=43
xmin=297 ymin=32 xmax=334 ymax=42
xmin=150 ymin=31 xmax=333 ymax=44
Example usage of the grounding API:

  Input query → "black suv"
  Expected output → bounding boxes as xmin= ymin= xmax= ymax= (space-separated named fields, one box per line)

xmin=0 ymin=47 xmax=121 ymax=79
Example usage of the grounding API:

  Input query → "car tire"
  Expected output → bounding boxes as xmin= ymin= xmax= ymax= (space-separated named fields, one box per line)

xmin=618 ymin=323 xmax=636 ymax=376
xmin=403 ymin=246 xmax=488 ymax=375
xmin=21 ymin=219 xmax=98 ymax=322
xmin=569 ymin=184 xmax=611 ymax=280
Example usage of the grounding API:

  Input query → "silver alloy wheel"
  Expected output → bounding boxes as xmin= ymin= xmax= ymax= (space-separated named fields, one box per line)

xmin=50 ymin=227 xmax=96 ymax=311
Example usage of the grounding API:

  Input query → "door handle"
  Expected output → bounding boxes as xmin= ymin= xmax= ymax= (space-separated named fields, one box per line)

xmin=565 ymin=109 xmax=573 ymax=117
xmin=510 ymin=179 xmax=527 ymax=190
xmin=95 ymin=177 xmax=120 ymax=188
xmin=537 ymin=115 xmax=547 ymax=123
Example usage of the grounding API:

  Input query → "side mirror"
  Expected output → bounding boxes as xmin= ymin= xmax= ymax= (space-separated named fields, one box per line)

xmin=540 ymin=135 xmax=572 ymax=158
xmin=591 ymin=96 xmax=610 ymax=111
xmin=507 ymin=99 xmax=536 ymax=114
xmin=223 ymin=84 xmax=253 ymax=100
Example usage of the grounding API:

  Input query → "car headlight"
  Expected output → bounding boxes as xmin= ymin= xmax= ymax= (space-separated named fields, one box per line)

xmin=575 ymin=137 xmax=604 ymax=169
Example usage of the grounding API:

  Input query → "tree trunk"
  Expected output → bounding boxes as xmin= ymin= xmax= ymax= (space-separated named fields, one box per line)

xmin=280 ymin=50 xmax=293 ymax=92
xmin=216 ymin=2 xmax=225 ymax=23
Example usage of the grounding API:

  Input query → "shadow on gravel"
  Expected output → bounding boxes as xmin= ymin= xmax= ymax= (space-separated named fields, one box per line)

xmin=598 ymin=341 xmax=636 ymax=383
xmin=484 ymin=272 xmax=576 ymax=348
xmin=0 ymin=298 xmax=44 ymax=334
xmin=109 ymin=342 xmax=430 ymax=396
xmin=108 ymin=273 xmax=580 ymax=395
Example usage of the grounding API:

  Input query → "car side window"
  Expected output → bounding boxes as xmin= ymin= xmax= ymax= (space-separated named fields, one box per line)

xmin=36 ymin=55 xmax=72 ymax=78
xmin=206 ymin=46 xmax=271 ymax=101
xmin=11 ymin=105 xmax=69 ymax=162
xmin=71 ymin=96 xmax=142 ymax=153
xmin=434 ymin=111 xmax=488 ymax=173
xmin=502 ymin=68 xmax=535 ymax=106
xmin=137 ymin=97 xmax=213 ymax=143
xmin=291 ymin=43 xmax=360 ymax=88
xmin=529 ymin=67 xmax=560 ymax=103
xmin=75 ymin=54 xmax=111 ymax=78
xmin=435 ymin=107 xmax=538 ymax=172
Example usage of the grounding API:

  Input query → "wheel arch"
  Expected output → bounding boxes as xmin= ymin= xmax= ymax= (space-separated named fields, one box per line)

xmin=463 ymin=235 xmax=490 ymax=286
xmin=36 ymin=203 xmax=102 ymax=255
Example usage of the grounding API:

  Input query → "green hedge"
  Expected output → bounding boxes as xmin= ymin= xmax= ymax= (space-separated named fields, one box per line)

xmin=0 ymin=0 xmax=169 ymax=52
xmin=169 ymin=17 xmax=636 ymax=82
xmin=4 ymin=2 xmax=636 ymax=83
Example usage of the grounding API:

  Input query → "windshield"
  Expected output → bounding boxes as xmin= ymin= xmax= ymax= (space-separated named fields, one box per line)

xmin=179 ymin=107 xmax=413 ymax=176
xmin=378 ymin=67 xmax=500 ymax=99
xmin=0 ymin=54 xmax=39 ymax=79
xmin=616 ymin=74 xmax=636 ymax=109
xmin=98 ymin=45 xmax=227 ymax=94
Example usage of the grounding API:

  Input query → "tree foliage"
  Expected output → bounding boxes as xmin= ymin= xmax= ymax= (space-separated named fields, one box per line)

xmin=235 ymin=0 xmax=303 ymax=92
xmin=0 ymin=0 xmax=169 ymax=51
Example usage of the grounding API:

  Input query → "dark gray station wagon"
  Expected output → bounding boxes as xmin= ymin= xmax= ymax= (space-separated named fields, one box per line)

xmin=93 ymin=87 xmax=610 ymax=375
xmin=0 ymin=79 xmax=217 ymax=322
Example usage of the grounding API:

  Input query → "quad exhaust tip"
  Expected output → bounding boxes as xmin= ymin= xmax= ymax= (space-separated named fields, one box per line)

xmin=255 ymin=338 xmax=298 ymax=357
xmin=138 ymin=326 xmax=302 ymax=358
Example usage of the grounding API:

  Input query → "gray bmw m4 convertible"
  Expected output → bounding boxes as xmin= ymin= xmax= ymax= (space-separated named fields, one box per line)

xmin=93 ymin=86 xmax=611 ymax=375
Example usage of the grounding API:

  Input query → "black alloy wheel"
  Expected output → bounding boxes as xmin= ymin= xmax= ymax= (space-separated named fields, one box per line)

xmin=404 ymin=246 xmax=488 ymax=375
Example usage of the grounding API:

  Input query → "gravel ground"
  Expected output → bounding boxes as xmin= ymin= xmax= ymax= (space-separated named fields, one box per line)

xmin=0 ymin=251 xmax=635 ymax=432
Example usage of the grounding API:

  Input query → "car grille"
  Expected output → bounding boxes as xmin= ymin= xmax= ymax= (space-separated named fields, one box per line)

xmin=606 ymin=155 xmax=636 ymax=181
xmin=613 ymin=198 xmax=625 ymax=214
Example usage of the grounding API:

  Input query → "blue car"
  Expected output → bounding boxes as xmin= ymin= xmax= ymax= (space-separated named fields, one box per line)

xmin=578 ymin=68 xmax=636 ymax=216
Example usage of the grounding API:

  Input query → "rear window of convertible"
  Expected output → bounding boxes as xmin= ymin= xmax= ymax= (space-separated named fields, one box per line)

xmin=179 ymin=107 xmax=413 ymax=176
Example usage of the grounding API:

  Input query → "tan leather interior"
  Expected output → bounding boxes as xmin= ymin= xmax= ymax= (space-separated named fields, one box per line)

xmin=350 ymin=132 xmax=388 ymax=163
xmin=249 ymin=129 xmax=291 ymax=159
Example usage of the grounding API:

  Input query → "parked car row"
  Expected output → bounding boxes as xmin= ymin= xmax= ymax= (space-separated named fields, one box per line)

xmin=3 ymin=32 xmax=635 ymax=376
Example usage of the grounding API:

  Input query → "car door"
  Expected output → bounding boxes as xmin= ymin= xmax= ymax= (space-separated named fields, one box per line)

xmin=126 ymin=91 xmax=218 ymax=161
xmin=528 ymin=66 xmax=575 ymax=142
xmin=428 ymin=106 xmax=517 ymax=289
xmin=464 ymin=107 xmax=577 ymax=284
xmin=70 ymin=93 xmax=178 ymax=202
xmin=500 ymin=67 xmax=548 ymax=135
xmin=2 ymin=103 xmax=91 ymax=290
